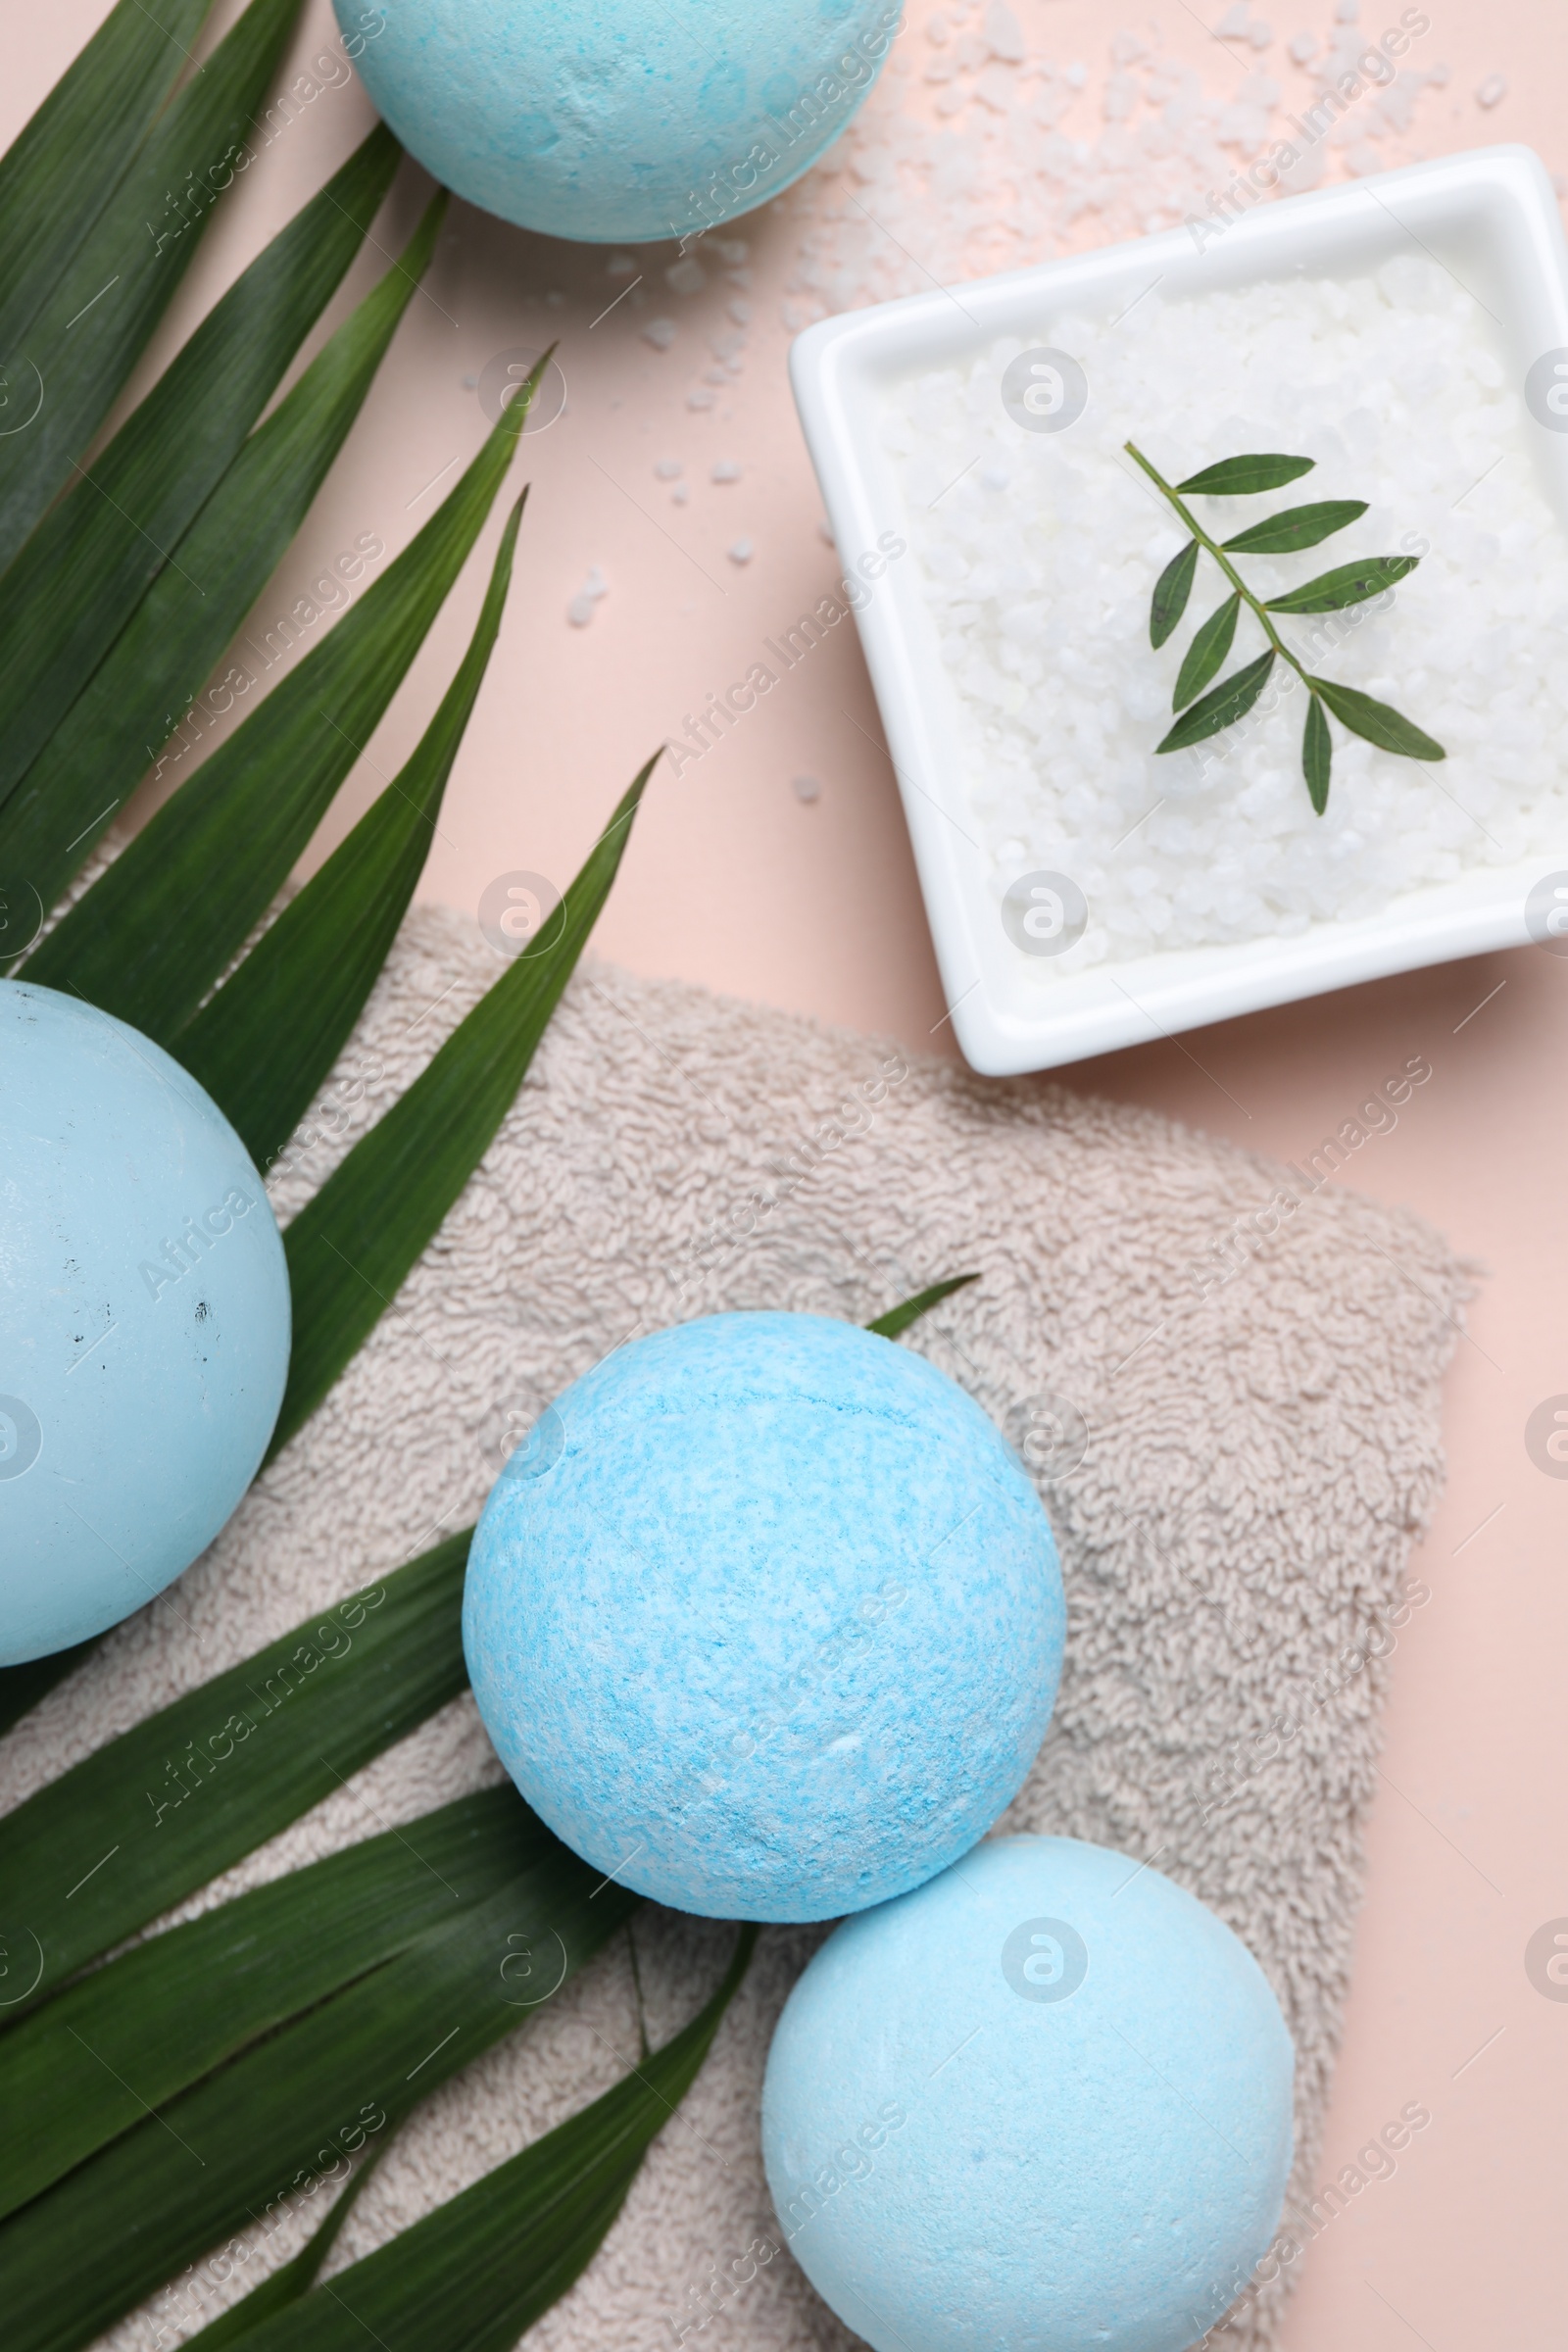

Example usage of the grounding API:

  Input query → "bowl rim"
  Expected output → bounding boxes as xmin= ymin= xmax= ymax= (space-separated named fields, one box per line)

xmin=789 ymin=142 xmax=1568 ymax=1074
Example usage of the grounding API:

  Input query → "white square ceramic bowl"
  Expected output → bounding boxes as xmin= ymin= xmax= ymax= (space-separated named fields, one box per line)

xmin=790 ymin=145 xmax=1568 ymax=1075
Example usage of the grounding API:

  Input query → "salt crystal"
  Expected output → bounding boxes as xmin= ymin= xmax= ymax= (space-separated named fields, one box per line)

xmin=1288 ymin=29 xmax=1317 ymax=60
xmin=687 ymin=388 xmax=714 ymax=410
xmin=1216 ymin=1 xmax=1250 ymax=34
xmin=1476 ymin=73 xmax=1507 ymax=108
xmin=654 ymin=459 xmax=683 ymax=479
xmin=642 ymin=318 xmax=676 ymax=350
xmin=792 ymin=773 xmax=823 ymax=803
xmin=566 ymin=565 xmax=608 ymax=628
xmin=715 ymin=238 xmax=749 ymax=263
xmin=728 ymin=538 xmax=754 ymax=564
xmin=728 ymin=297 xmax=753 ymax=324
xmin=665 ymin=256 xmax=706 ymax=294
xmin=1065 ymin=61 xmax=1088 ymax=87
xmin=711 ymin=460 xmax=742 ymax=482
xmin=983 ymin=0 xmax=1025 ymax=63
xmin=1247 ymin=20 xmax=1273 ymax=46
xmin=605 ymin=253 xmax=638 ymax=279
xmin=672 ymin=485 xmax=690 ymax=505
xmin=1334 ymin=0 xmax=1357 ymax=18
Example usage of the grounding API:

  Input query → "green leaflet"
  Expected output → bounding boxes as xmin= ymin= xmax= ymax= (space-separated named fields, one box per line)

xmin=0 ymin=0 xmax=306 ymax=575
xmin=865 ymin=1273 xmax=980 ymax=1339
xmin=1171 ymin=592 xmax=1241 ymax=711
xmin=0 ymin=191 xmax=446 ymax=921
xmin=0 ymin=1786 xmax=546 ymax=2221
xmin=179 ymin=493 xmax=526 ymax=1168
xmin=0 ymin=122 xmax=400 ymax=819
xmin=0 ymin=1532 xmax=469 ymax=2016
xmin=22 ymin=371 xmax=544 ymax=1038
xmin=1156 ymin=648 xmax=1276 ymax=753
xmin=1149 ymin=537 xmax=1197 ymax=648
xmin=270 ymin=755 xmax=660 ymax=1458
xmin=1176 ymin=454 xmax=1314 ymax=496
xmin=1303 ymin=692 xmax=1332 ymax=813
xmin=189 ymin=1928 xmax=759 ymax=2352
xmin=0 ymin=0 xmax=215 ymax=368
xmin=1263 ymin=555 xmax=1419 ymax=613
xmin=0 ymin=1855 xmax=637 ymax=2352
xmin=1221 ymin=500 xmax=1368 ymax=555
xmin=1308 ymin=674 xmax=1446 ymax=760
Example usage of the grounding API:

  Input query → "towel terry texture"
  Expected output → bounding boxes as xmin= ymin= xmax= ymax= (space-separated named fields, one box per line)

xmin=1 ymin=904 xmax=1466 ymax=2352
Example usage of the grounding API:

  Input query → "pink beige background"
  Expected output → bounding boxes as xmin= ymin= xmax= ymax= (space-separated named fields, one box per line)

xmin=10 ymin=3 xmax=1567 ymax=2344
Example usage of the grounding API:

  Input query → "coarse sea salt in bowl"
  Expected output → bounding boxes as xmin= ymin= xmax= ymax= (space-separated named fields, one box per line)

xmin=790 ymin=146 xmax=1568 ymax=1074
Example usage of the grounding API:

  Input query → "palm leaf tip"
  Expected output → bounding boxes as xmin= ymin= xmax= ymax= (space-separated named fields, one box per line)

xmin=866 ymin=1273 xmax=980 ymax=1339
xmin=266 ymin=749 xmax=662 ymax=1461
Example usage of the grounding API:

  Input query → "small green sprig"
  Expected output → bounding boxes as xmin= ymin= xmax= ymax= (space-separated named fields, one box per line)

xmin=1126 ymin=442 xmax=1446 ymax=812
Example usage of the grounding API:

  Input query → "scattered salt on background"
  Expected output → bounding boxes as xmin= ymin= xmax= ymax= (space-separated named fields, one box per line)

xmin=566 ymin=566 xmax=610 ymax=628
xmin=775 ymin=1 xmax=1452 ymax=335
xmin=880 ymin=259 xmax=1568 ymax=971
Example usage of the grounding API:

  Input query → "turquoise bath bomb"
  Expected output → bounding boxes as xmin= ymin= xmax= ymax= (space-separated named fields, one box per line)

xmin=761 ymin=1834 xmax=1296 ymax=2352
xmin=463 ymin=1312 xmax=1064 ymax=1921
xmin=0 ymin=982 xmax=290 ymax=1664
xmin=336 ymin=0 xmax=900 ymax=244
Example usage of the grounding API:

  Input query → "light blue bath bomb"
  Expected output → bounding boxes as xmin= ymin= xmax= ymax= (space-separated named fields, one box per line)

xmin=463 ymin=1312 xmax=1064 ymax=1921
xmin=0 ymin=982 xmax=290 ymax=1664
xmin=336 ymin=0 xmax=900 ymax=244
xmin=761 ymin=1834 xmax=1297 ymax=2352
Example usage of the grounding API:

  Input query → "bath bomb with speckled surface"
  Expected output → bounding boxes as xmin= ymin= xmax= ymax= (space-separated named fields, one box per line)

xmin=335 ymin=0 xmax=900 ymax=244
xmin=0 ymin=982 xmax=290 ymax=1664
xmin=463 ymin=1311 xmax=1064 ymax=1921
xmin=761 ymin=1833 xmax=1296 ymax=2352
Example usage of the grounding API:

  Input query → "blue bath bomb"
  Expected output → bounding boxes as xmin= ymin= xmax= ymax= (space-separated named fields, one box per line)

xmin=463 ymin=1312 xmax=1064 ymax=1921
xmin=336 ymin=0 xmax=900 ymax=244
xmin=762 ymin=1834 xmax=1296 ymax=2352
xmin=0 ymin=982 xmax=290 ymax=1664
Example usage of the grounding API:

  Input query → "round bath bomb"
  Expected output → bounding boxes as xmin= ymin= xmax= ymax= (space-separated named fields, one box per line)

xmin=0 ymin=982 xmax=290 ymax=1664
xmin=761 ymin=1834 xmax=1296 ymax=2352
xmin=336 ymin=0 xmax=899 ymax=244
xmin=463 ymin=1311 xmax=1064 ymax=1921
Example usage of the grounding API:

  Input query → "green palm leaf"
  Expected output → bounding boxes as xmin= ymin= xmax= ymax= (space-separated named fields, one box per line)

xmin=0 ymin=1855 xmax=636 ymax=2352
xmin=179 ymin=492 xmax=526 ymax=1167
xmin=865 ymin=1272 xmax=979 ymax=1337
xmin=186 ymin=2133 xmax=393 ymax=2349
xmin=0 ymin=1785 xmax=546 ymax=2220
xmin=0 ymin=0 xmax=216 ymax=368
xmin=0 ymin=189 xmax=446 ymax=919
xmin=186 ymin=1927 xmax=759 ymax=2352
xmin=269 ymin=756 xmax=659 ymax=1459
xmin=0 ymin=1532 xmax=469 ymax=2012
xmin=0 ymin=0 xmax=305 ymax=573
xmin=0 ymin=122 xmax=400 ymax=819
xmin=22 ymin=370 xmax=546 ymax=1037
